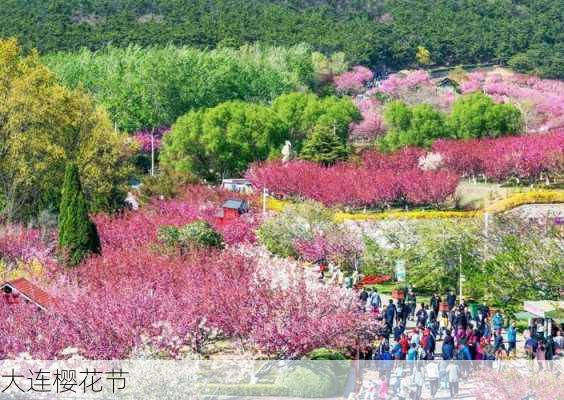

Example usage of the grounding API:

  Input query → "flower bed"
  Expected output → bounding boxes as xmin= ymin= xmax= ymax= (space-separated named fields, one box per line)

xmin=485 ymin=190 xmax=564 ymax=213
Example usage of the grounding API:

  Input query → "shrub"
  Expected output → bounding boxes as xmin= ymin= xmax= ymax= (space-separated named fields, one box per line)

xmin=158 ymin=221 xmax=223 ymax=251
xmin=276 ymin=366 xmax=340 ymax=397
xmin=309 ymin=348 xmax=347 ymax=360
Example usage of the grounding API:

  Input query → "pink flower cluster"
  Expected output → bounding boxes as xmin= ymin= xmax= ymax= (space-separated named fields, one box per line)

xmin=432 ymin=131 xmax=564 ymax=181
xmin=0 ymin=185 xmax=366 ymax=359
xmin=378 ymin=70 xmax=433 ymax=96
xmin=246 ymin=157 xmax=459 ymax=208
xmin=349 ymin=97 xmax=385 ymax=142
xmin=461 ymin=71 xmax=564 ymax=131
xmin=294 ymin=230 xmax=362 ymax=266
xmin=0 ymin=248 xmax=364 ymax=359
xmin=334 ymin=66 xmax=374 ymax=94
xmin=0 ymin=226 xmax=53 ymax=265
xmin=96 ymin=185 xmax=259 ymax=251
xmin=133 ymin=126 xmax=170 ymax=153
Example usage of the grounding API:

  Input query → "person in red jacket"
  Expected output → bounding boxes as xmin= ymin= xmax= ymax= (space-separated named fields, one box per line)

xmin=399 ymin=333 xmax=410 ymax=359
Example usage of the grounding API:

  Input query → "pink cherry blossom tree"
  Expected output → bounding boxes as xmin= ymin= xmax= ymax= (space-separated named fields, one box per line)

xmin=334 ymin=66 xmax=374 ymax=94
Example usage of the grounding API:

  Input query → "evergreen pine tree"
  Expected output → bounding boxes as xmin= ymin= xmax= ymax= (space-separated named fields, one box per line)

xmin=300 ymin=124 xmax=348 ymax=165
xmin=58 ymin=163 xmax=101 ymax=266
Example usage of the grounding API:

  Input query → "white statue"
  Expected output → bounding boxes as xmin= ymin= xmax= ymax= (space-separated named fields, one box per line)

xmin=281 ymin=140 xmax=295 ymax=163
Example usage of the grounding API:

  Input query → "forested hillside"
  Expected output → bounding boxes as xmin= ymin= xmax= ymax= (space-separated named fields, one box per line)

xmin=1 ymin=0 xmax=562 ymax=77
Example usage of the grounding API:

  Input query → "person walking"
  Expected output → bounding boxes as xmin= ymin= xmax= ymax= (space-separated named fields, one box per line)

xmin=524 ymin=334 xmax=538 ymax=360
xmin=407 ymin=343 xmax=418 ymax=361
xmin=385 ymin=299 xmax=396 ymax=328
xmin=545 ymin=333 xmax=555 ymax=361
xmin=439 ymin=311 xmax=449 ymax=340
xmin=396 ymin=299 xmax=404 ymax=326
xmin=393 ymin=321 xmax=405 ymax=342
xmin=442 ymin=330 xmax=455 ymax=360
xmin=411 ymin=365 xmax=425 ymax=400
xmin=407 ymin=289 xmax=417 ymax=320
xmin=399 ymin=333 xmax=409 ymax=359
xmin=371 ymin=289 xmax=382 ymax=312
xmin=492 ymin=311 xmax=504 ymax=333
xmin=506 ymin=321 xmax=517 ymax=357
xmin=446 ymin=290 xmax=456 ymax=312
xmin=416 ymin=304 xmax=428 ymax=328
xmin=426 ymin=362 xmax=440 ymax=399
xmin=431 ymin=293 xmax=441 ymax=316
xmin=554 ymin=330 xmax=563 ymax=355
xmin=493 ymin=331 xmax=505 ymax=353
xmin=446 ymin=362 xmax=460 ymax=398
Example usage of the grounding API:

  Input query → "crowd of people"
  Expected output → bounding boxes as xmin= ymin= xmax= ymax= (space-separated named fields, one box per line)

xmin=353 ymin=361 xmax=465 ymax=400
xmin=356 ymin=287 xmax=563 ymax=363
xmin=348 ymin=287 xmax=563 ymax=399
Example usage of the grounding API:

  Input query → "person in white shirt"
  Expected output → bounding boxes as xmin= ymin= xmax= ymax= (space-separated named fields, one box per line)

xmin=425 ymin=362 xmax=440 ymax=399
xmin=446 ymin=362 xmax=460 ymax=398
xmin=554 ymin=330 xmax=564 ymax=353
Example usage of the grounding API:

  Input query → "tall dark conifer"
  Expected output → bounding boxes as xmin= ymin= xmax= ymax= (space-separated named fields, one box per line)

xmin=58 ymin=163 xmax=101 ymax=266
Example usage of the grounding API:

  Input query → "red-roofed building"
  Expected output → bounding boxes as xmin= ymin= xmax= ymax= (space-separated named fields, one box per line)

xmin=1 ymin=278 xmax=54 ymax=311
xmin=215 ymin=199 xmax=249 ymax=227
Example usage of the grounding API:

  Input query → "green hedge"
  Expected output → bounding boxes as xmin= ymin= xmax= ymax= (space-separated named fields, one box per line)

xmin=202 ymin=383 xmax=283 ymax=396
xmin=201 ymin=363 xmax=349 ymax=398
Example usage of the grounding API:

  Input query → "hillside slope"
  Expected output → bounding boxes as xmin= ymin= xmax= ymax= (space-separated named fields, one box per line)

xmin=1 ymin=0 xmax=562 ymax=77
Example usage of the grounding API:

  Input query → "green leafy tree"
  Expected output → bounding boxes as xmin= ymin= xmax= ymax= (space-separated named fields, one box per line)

xmin=508 ymin=43 xmax=564 ymax=79
xmin=383 ymin=101 xmax=412 ymax=131
xmin=45 ymin=44 xmax=316 ymax=132
xmin=300 ymin=124 xmax=348 ymax=165
xmin=0 ymin=39 xmax=134 ymax=222
xmin=257 ymin=201 xmax=334 ymax=259
xmin=161 ymin=101 xmax=285 ymax=181
xmin=2 ymin=1 xmax=562 ymax=78
xmin=379 ymin=101 xmax=449 ymax=151
xmin=449 ymin=93 xmax=523 ymax=139
xmin=477 ymin=217 xmax=563 ymax=309
xmin=162 ymin=93 xmax=359 ymax=179
xmin=416 ymin=46 xmax=431 ymax=65
xmin=58 ymin=163 xmax=101 ymax=266
xmin=272 ymin=92 xmax=360 ymax=152
xmin=376 ymin=216 xmax=562 ymax=308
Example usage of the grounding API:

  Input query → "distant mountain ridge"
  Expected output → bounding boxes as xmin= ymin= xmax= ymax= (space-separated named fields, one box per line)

xmin=1 ymin=0 xmax=562 ymax=78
